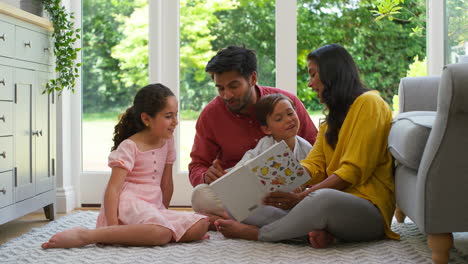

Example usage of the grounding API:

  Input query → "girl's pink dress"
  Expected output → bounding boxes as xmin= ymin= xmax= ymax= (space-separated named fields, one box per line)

xmin=96 ymin=137 xmax=206 ymax=241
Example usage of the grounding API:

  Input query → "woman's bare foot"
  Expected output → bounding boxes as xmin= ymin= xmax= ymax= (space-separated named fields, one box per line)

xmin=214 ymin=219 xmax=259 ymax=241
xmin=42 ymin=227 xmax=90 ymax=249
xmin=308 ymin=230 xmax=335 ymax=249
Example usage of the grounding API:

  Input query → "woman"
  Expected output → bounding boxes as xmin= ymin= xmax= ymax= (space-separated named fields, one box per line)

xmin=215 ymin=44 xmax=399 ymax=248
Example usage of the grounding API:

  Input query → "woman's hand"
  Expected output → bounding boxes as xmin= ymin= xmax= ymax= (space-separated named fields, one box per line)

xmin=263 ymin=190 xmax=306 ymax=210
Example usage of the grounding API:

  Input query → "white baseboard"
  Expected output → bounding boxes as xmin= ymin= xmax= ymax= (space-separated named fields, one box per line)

xmin=56 ymin=186 xmax=76 ymax=213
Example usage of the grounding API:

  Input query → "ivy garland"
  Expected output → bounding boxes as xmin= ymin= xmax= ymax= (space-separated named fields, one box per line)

xmin=42 ymin=0 xmax=81 ymax=94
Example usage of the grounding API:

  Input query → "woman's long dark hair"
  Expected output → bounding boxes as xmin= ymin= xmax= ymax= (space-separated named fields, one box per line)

xmin=111 ymin=83 xmax=175 ymax=151
xmin=307 ymin=44 xmax=369 ymax=149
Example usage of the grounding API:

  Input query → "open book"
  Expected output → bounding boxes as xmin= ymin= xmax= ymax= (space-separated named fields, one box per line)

xmin=210 ymin=140 xmax=310 ymax=221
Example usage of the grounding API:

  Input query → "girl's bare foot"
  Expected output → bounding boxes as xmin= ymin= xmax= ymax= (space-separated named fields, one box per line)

xmin=42 ymin=227 xmax=90 ymax=249
xmin=308 ymin=230 xmax=335 ymax=249
xmin=214 ymin=219 xmax=259 ymax=241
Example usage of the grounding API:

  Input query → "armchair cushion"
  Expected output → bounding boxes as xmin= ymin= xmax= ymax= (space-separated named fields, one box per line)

xmin=388 ymin=111 xmax=436 ymax=170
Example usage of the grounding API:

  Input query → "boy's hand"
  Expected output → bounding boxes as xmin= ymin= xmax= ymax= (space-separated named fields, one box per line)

xmin=203 ymin=159 xmax=226 ymax=184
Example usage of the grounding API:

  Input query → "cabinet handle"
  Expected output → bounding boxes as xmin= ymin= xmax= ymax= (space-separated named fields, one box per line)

xmin=32 ymin=130 xmax=43 ymax=136
xmin=0 ymin=79 xmax=5 ymax=85
xmin=0 ymin=115 xmax=5 ymax=122
xmin=0 ymin=188 xmax=5 ymax=195
xmin=0 ymin=151 xmax=5 ymax=159
xmin=24 ymin=41 xmax=31 ymax=48
xmin=0 ymin=33 xmax=5 ymax=41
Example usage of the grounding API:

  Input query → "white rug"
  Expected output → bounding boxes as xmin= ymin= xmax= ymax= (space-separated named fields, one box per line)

xmin=1 ymin=211 xmax=467 ymax=264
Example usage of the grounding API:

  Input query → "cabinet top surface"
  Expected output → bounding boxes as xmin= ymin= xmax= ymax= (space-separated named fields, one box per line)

xmin=0 ymin=2 xmax=53 ymax=32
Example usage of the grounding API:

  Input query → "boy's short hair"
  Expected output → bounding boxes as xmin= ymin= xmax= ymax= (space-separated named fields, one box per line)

xmin=205 ymin=46 xmax=257 ymax=80
xmin=255 ymin=93 xmax=295 ymax=126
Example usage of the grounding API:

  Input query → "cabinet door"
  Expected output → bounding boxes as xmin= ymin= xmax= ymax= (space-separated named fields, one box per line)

xmin=0 ymin=20 xmax=15 ymax=58
xmin=14 ymin=68 xmax=34 ymax=202
xmin=0 ymin=65 xmax=14 ymax=101
xmin=35 ymin=71 xmax=52 ymax=194
xmin=0 ymin=170 xmax=14 ymax=209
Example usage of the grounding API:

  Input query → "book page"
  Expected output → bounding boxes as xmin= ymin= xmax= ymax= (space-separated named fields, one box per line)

xmin=245 ymin=140 xmax=309 ymax=193
xmin=210 ymin=165 xmax=266 ymax=221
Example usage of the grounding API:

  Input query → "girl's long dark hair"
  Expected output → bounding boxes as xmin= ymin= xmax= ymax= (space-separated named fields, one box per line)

xmin=307 ymin=44 xmax=369 ymax=149
xmin=111 ymin=83 xmax=175 ymax=151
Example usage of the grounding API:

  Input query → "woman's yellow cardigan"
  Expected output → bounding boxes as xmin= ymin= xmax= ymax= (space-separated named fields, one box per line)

xmin=301 ymin=91 xmax=399 ymax=239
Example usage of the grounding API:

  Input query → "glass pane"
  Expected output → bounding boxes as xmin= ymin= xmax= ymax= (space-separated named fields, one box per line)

xmin=82 ymin=0 xmax=149 ymax=171
xmin=179 ymin=0 xmax=276 ymax=171
xmin=296 ymin=0 xmax=426 ymax=114
xmin=446 ymin=0 xmax=468 ymax=64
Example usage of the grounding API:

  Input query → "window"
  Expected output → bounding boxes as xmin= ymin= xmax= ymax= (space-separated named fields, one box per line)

xmin=296 ymin=0 xmax=426 ymax=114
xmin=178 ymin=0 xmax=276 ymax=172
xmin=77 ymin=0 xmax=431 ymax=206
xmin=82 ymin=0 xmax=149 ymax=172
xmin=446 ymin=0 xmax=468 ymax=63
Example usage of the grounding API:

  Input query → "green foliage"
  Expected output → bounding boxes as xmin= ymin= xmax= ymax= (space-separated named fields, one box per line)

xmin=406 ymin=56 xmax=427 ymax=77
xmin=111 ymin=1 xmax=148 ymax=89
xmin=82 ymin=0 xmax=139 ymax=113
xmin=179 ymin=0 xmax=238 ymax=111
xmin=209 ymin=0 xmax=276 ymax=87
xmin=392 ymin=94 xmax=399 ymax=112
xmin=82 ymin=0 xmax=427 ymax=115
xmin=82 ymin=111 xmax=121 ymax=122
xmin=297 ymin=0 xmax=426 ymax=108
xmin=180 ymin=110 xmax=203 ymax=120
xmin=371 ymin=0 xmax=425 ymax=37
xmin=42 ymin=0 xmax=82 ymax=94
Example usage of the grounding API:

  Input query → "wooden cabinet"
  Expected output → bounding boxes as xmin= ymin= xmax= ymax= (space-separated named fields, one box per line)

xmin=0 ymin=10 xmax=56 ymax=224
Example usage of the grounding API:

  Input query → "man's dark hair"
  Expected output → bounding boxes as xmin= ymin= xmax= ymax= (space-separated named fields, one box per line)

xmin=205 ymin=46 xmax=257 ymax=80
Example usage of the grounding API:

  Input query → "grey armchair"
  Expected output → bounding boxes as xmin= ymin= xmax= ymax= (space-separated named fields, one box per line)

xmin=388 ymin=63 xmax=468 ymax=264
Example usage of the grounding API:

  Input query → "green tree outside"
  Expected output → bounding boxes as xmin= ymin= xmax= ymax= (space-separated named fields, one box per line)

xmin=82 ymin=0 xmax=141 ymax=114
xmin=83 ymin=0 xmax=427 ymax=117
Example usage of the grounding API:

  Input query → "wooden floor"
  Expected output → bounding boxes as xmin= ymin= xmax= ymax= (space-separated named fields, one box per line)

xmin=0 ymin=208 xmax=94 ymax=245
xmin=0 ymin=207 xmax=192 ymax=245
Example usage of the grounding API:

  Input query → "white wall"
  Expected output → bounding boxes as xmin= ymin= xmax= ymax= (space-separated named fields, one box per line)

xmin=55 ymin=0 xmax=81 ymax=212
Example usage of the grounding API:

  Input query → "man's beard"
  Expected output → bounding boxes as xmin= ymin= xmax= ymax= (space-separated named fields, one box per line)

xmin=225 ymin=86 xmax=253 ymax=113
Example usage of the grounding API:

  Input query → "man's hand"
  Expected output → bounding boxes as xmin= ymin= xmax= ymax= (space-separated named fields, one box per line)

xmin=203 ymin=159 xmax=227 ymax=184
xmin=263 ymin=190 xmax=306 ymax=210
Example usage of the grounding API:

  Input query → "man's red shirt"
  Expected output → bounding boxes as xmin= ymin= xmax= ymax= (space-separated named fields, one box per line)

xmin=188 ymin=85 xmax=318 ymax=186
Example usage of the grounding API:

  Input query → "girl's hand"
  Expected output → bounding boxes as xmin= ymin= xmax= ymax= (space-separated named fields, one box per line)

xmin=263 ymin=191 xmax=306 ymax=210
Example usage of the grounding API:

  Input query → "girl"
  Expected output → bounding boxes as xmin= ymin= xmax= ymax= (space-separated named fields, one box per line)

xmin=214 ymin=44 xmax=398 ymax=248
xmin=191 ymin=93 xmax=312 ymax=227
xmin=42 ymin=84 xmax=209 ymax=249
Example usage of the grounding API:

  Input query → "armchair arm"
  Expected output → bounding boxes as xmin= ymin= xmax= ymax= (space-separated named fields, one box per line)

xmin=398 ymin=76 xmax=440 ymax=113
xmin=416 ymin=63 xmax=468 ymax=233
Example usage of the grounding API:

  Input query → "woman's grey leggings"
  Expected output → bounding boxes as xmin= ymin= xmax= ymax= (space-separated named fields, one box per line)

xmin=258 ymin=188 xmax=385 ymax=242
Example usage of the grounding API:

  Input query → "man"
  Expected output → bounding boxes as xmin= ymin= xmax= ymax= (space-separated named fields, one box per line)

xmin=189 ymin=46 xmax=318 ymax=187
